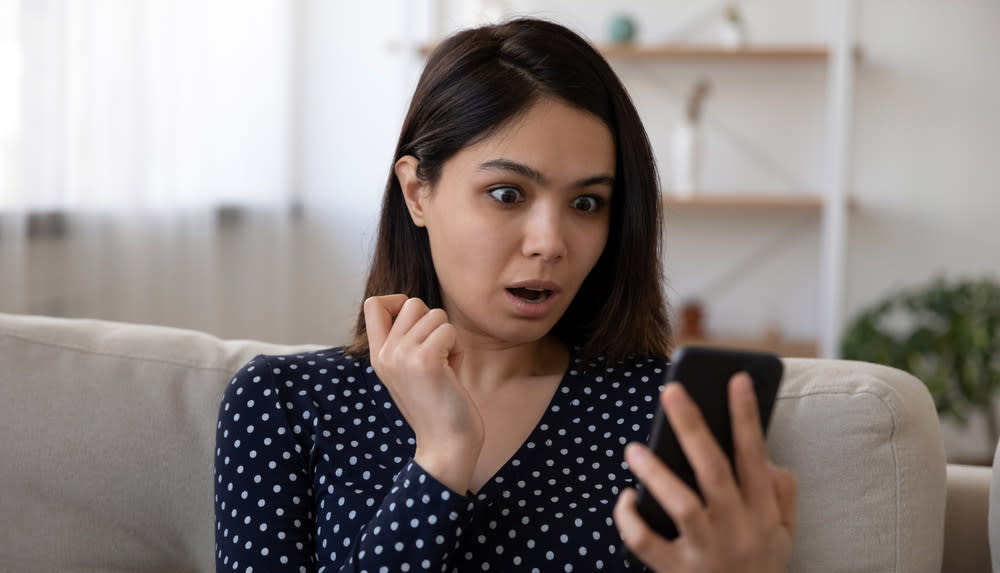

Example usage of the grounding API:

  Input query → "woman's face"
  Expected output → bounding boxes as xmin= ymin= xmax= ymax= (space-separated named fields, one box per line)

xmin=400 ymin=98 xmax=615 ymax=348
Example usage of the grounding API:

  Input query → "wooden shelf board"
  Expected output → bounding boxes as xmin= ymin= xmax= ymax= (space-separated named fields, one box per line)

xmin=675 ymin=336 xmax=818 ymax=358
xmin=599 ymin=43 xmax=863 ymax=61
xmin=414 ymin=43 xmax=862 ymax=62
xmin=662 ymin=193 xmax=858 ymax=212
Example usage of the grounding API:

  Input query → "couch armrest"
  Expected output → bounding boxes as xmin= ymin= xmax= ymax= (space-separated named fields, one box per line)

xmin=943 ymin=464 xmax=992 ymax=572
xmin=771 ymin=359 xmax=947 ymax=571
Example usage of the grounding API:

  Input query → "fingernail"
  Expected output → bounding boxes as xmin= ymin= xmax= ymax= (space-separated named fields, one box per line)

xmin=734 ymin=372 xmax=753 ymax=394
xmin=625 ymin=442 xmax=649 ymax=467
xmin=663 ymin=382 xmax=689 ymax=411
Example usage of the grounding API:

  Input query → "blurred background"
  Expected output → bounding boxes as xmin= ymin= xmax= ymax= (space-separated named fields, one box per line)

xmin=1 ymin=0 xmax=998 ymax=459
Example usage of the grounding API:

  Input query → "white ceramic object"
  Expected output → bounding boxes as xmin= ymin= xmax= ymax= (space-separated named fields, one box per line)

xmin=718 ymin=20 xmax=747 ymax=49
xmin=671 ymin=122 xmax=700 ymax=197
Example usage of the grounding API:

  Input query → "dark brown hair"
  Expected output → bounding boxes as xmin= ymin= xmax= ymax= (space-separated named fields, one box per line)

xmin=346 ymin=17 xmax=671 ymax=362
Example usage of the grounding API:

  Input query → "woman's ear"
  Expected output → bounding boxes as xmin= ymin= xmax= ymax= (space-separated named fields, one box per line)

xmin=395 ymin=155 xmax=428 ymax=228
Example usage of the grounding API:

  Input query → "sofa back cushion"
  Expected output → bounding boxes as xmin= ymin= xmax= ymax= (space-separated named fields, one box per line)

xmin=0 ymin=313 xmax=946 ymax=571
xmin=0 ymin=313 xmax=320 ymax=572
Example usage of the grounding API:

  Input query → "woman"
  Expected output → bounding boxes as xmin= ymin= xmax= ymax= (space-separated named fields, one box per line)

xmin=214 ymin=17 xmax=796 ymax=572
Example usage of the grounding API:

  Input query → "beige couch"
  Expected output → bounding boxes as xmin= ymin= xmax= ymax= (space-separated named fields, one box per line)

xmin=0 ymin=312 xmax=993 ymax=572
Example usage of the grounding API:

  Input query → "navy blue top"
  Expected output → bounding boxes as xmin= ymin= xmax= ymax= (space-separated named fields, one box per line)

xmin=214 ymin=347 xmax=666 ymax=572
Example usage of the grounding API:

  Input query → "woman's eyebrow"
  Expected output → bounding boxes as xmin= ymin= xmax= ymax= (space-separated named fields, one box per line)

xmin=478 ymin=159 xmax=547 ymax=184
xmin=477 ymin=158 xmax=614 ymax=188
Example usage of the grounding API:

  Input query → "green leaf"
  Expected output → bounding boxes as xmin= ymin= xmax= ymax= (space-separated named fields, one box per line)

xmin=842 ymin=275 xmax=1000 ymax=430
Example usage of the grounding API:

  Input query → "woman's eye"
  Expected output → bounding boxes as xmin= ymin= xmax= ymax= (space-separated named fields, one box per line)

xmin=572 ymin=195 xmax=602 ymax=213
xmin=488 ymin=187 xmax=524 ymax=204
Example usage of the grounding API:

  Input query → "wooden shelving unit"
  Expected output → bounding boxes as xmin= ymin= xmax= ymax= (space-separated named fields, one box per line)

xmin=662 ymin=192 xmax=853 ymax=358
xmin=594 ymin=35 xmax=861 ymax=358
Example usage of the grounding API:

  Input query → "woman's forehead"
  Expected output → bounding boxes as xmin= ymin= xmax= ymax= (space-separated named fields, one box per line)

xmin=446 ymin=99 xmax=616 ymax=181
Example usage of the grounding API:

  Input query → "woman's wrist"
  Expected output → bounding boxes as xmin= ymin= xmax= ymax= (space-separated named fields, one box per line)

xmin=414 ymin=441 xmax=481 ymax=495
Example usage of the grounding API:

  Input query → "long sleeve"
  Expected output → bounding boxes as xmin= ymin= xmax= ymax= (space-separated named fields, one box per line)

xmin=215 ymin=356 xmax=317 ymax=571
xmin=329 ymin=460 xmax=475 ymax=571
xmin=215 ymin=353 xmax=479 ymax=572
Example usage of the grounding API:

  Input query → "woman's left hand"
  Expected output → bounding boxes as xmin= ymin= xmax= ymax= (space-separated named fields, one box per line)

xmin=613 ymin=373 xmax=798 ymax=572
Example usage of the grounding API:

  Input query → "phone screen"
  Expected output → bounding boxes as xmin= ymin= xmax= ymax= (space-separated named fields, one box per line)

xmin=632 ymin=346 xmax=783 ymax=540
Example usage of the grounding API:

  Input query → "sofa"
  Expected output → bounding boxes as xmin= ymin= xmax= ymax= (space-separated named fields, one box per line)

xmin=0 ymin=311 xmax=993 ymax=572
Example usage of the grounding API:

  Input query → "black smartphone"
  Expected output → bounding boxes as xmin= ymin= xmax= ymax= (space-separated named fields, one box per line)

xmin=633 ymin=346 xmax=783 ymax=540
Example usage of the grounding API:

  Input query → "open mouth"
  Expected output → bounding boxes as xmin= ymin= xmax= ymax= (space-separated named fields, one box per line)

xmin=507 ymin=287 xmax=553 ymax=304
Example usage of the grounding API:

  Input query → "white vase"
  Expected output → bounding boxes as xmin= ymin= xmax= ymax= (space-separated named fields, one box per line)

xmin=671 ymin=122 xmax=700 ymax=197
xmin=718 ymin=20 xmax=747 ymax=49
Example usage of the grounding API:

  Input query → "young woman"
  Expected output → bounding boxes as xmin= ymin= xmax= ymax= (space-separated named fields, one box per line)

xmin=214 ymin=17 xmax=796 ymax=572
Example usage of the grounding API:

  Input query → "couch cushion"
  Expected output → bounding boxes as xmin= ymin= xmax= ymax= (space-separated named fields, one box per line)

xmin=991 ymin=440 xmax=1000 ymax=572
xmin=944 ymin=463 xmax=992 ymax=572
xmin=772 ymin=358 xmax=947 ymax=572
xmin=0 ymin=313 xmax=321 ymax=572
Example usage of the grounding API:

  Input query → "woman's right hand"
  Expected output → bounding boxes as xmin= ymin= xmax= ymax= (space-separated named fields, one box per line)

xmin=363 ymin=294 xmax=484 ymax=494
xmin=613 ymin=375 xmax=797 ymax=572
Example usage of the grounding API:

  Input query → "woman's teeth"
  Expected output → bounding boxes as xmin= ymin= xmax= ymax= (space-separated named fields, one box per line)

xmin=509 ymin=287 xmax=551 ymax=303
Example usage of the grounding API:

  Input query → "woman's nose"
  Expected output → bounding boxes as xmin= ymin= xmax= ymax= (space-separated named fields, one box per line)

xmin=521 ymin=205 xmax=567 ymax=261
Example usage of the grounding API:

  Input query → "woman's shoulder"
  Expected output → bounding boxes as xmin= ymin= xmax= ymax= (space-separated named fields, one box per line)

xmin=234 ymin=346 xmax=370 ymax=376
xmin=226 ymin=346 xmax=374 ymax=399
xmin=221 ymin=347 xmax=381 ymax=431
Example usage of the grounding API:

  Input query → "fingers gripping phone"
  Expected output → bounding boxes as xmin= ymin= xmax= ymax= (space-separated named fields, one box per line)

xmin=633 ymin=346 xmax=783 ymax=541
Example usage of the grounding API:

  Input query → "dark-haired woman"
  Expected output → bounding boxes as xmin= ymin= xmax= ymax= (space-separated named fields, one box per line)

xmin=214 ymin=18 xmax=796 ymax=572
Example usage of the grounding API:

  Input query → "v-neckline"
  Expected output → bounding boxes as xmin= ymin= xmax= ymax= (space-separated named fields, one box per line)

xmin=467 ymin=363 xmax=574 ymax=497
xmin=364 ymin=351 xmax=579 ymax=499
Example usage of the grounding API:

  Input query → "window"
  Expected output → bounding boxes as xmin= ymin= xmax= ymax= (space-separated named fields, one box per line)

xmin=3 ymin=0 xmax=295 ymax=213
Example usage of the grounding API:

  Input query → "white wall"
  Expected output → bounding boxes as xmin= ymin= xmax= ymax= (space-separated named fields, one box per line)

xmin=848 ymin=1 xmax=1000 ymax=309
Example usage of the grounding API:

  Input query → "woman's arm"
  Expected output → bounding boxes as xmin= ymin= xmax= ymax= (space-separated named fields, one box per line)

xmin=215 ymin=355 xmax=481 ymax=572
xmin=214 ymin=356 xmax=318 ymax=571
xmin=362 ymin=295 xmax=485 ymax=494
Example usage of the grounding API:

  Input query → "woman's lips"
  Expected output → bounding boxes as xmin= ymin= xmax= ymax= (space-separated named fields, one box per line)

xmin=504 ymin=281 xmax=562 ymax=317
xmin=507 ymin=287 xmax=552 ymax=303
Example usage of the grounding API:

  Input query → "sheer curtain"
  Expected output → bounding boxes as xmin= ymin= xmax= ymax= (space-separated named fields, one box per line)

xmin=12 ymin=0 xmax=295 ymax=210
xmin=0 ymin=0 xmax=423 ymax=344
xmin=0 ymin=0 xmax=305 ymax=339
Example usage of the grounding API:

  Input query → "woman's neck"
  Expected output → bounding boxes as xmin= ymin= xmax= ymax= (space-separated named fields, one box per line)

xmin=451 ymin=334 xmax=569 ymax=395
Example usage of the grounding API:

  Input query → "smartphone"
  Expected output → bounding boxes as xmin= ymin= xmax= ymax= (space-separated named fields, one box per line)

xmin=633 ymin=346 xmax=783 ymax=540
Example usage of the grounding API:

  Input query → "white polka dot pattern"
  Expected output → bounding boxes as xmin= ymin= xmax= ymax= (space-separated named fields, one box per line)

xmin=214 ymin=348 xmax=666 ymax=571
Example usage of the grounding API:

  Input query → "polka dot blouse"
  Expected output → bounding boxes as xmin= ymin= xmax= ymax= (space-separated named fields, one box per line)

xmin=214 ymin=347 xmax=667 ymax=572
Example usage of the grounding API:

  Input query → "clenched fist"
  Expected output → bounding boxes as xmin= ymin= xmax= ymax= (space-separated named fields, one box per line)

xmin=364 ymin=295 xmax=484 ymax=494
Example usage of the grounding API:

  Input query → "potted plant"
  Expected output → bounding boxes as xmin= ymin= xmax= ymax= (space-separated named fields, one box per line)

xmin=841 ymin=276 xmax=1000 ymax=456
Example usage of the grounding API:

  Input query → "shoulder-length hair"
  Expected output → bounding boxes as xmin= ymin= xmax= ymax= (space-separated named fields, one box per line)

xmin=346 ymin=17 xmax=671 ymax=362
